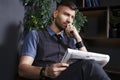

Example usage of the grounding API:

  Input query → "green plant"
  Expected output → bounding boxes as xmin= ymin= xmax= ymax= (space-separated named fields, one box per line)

xmin=22 ymin=0 xmax=87 ymax=35
xmin=74 ymin=10 xmax=87 ymax=31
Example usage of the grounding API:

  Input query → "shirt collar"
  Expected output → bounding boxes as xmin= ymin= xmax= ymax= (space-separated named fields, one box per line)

xmin=46 ymin=26 xmax=64 ymax=38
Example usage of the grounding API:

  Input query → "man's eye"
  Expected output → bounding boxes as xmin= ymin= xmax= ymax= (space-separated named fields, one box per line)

xmin=72 ymin=16 xmax=75 ymax=19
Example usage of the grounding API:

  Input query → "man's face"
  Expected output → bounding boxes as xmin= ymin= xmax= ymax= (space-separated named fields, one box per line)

xmin=53 ymin=6 xmax=75 ymax=31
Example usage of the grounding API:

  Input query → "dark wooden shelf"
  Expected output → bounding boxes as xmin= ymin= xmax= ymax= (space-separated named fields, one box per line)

xmin=83 ymin=37 xmax=120 ymax=40
xmin=105 ymin=69 xmax=120 ymax=79
xmin=110 ymin=5 xmax=120 ymax=9
xmin=77 ymin=1 xmax=120 ymax=79
xmin=79 ymin=6 xmax=107 ymax=11
xmin=79 ymin=5 xmax=120 ymax=11
xmin=105 ymin=69 xmax=120 ymax=75
xmin=83 ymin=38 xmax=120 ymax=47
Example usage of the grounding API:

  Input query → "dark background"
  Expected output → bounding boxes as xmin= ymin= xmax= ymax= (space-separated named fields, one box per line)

xmin=0 ymin=0 xmax=24 ymax=80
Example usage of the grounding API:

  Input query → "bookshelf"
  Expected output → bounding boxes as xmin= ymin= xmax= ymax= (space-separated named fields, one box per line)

xmin=76 ymin=0 xmax=120 ymax=39
xmin=81 ymin=9 xmax=108 ymax=38
xmin=76 ymin=0 xmax=120 ymax=75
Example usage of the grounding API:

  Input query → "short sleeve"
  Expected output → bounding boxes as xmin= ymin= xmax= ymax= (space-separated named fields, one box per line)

xmin=20 ymin=30 xmax=38 ymax=58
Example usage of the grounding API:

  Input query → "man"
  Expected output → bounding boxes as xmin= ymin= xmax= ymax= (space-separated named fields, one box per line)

xmin=18 ymin=1 xmax=110 ymax=80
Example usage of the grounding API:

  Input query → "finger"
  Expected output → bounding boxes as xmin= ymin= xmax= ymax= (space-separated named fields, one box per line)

xmin=51 ymin=71 xmax=61 ymax=78
xmin=68 ymin=24 xmax=71 ymax=29
xmin=52 ymin=63 xmax=69 ymax=71
xmin=47 ymin=67 xmax=66 ymax=78
xmin=56 ymin=63 xmax=69 ymax=67
xmin=57 ymin=67 xmax=68 ymax=71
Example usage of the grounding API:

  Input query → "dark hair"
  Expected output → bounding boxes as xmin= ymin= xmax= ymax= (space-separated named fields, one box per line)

xmin=57 ymin=0 xmax=77 ymax=10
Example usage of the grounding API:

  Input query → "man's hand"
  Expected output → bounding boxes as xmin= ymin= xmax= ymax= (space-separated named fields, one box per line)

xmin=45 ymin=63 xmax=69 ymax=78
xmin=65 ymin=24 xmax=82 ymax=42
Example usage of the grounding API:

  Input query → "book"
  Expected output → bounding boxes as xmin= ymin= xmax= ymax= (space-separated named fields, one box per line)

xmin=94 ymin=0 xmax=100 ymax=7
xmin=85 ymin=0 xmax=92 ymax=7
xmin=61 ymin=48 xmax=110 ymax=67
xmin=91 ymin=0 xmax=96 ymax=7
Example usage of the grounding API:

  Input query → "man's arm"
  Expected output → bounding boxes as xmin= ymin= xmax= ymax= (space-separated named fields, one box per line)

xmin=18 ymin=56 xmax=41 ymax=79
xmin=18 ymin=30 xmax=41 ymax=79
xmin=75 ymin=35 xmax=87 ymax=51
xmin=78 ymin=45 xmax=87 ymax=51
xmin=65 ymin=24 xmax=87 ymax=51
xmin=18 ymin=55 xmax=69 ymax=79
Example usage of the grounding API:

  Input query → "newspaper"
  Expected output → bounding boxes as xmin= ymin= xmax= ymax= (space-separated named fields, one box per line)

xmin=61 ymin=48 xmax=110 ymax=67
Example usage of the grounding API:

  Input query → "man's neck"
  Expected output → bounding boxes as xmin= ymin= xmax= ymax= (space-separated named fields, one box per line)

xmin=50 ymin=23 xmax=63 ymax=34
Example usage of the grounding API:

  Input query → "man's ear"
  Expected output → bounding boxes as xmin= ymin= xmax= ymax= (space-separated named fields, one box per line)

xmin=53 ymin=10 xmax=58 ymax=19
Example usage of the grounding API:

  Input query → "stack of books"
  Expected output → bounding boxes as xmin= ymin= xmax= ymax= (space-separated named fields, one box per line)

xmin=85 ymin=0 xmax=100 ymax=7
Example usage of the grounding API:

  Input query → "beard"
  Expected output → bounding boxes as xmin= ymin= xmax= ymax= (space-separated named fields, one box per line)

xmin=55 ymin=20 xmax=64 ymax=31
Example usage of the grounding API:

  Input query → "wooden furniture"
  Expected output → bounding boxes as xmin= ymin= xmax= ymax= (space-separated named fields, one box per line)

xmin=75 ymin=0 xmax=120 ymax=79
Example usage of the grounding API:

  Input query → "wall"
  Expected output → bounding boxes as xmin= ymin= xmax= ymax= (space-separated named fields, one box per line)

xmin=0 ymin=0 xmax=25 ymax=80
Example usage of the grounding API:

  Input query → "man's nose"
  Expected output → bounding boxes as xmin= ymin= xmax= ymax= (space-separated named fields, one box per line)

xmin=67 ymin=17 xmax=73 ymax=23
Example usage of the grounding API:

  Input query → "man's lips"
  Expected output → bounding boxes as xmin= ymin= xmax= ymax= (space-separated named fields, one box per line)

xmin=64 ymin=23 xmax=69 ymax=28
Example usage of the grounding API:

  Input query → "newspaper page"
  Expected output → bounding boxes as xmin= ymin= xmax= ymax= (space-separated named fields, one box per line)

xmin=61 ymin=48 xmax=110 ymax=67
